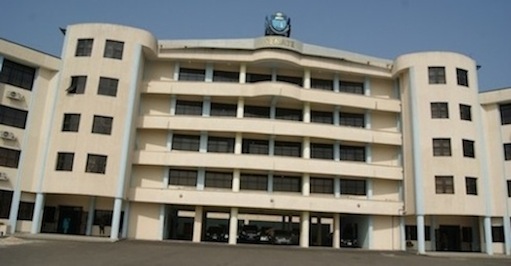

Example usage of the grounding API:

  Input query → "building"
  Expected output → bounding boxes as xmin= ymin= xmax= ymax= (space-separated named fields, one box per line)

xmin=0 ymin=21 xmax=510 ymax=255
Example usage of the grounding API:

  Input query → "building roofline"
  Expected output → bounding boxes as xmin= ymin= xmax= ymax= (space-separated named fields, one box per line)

xmin=0 ymin=37 xmax=60 ymax=59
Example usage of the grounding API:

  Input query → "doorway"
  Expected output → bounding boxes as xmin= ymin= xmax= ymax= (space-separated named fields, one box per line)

xmin=57 ymin=206 xmax=83 ymax=235
xmin=437 ymin=225 xmax=461 ymax=251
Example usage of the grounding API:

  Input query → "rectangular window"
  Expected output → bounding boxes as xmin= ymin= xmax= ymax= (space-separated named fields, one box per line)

xmin=244 ymin=105 xmax=270 ymax=118
xmin=275 ymin=107 xmax=302 ymax=121
xmin=205 ymin=171 xmax=232 ymax=189
xmin=457 ymin=68 xmax=469 ymax=87
xmin=435 ymin=175 xmax=454 ymax=194
xmin=274 ymin=141 xmax=302 ymax=157
xmin=207 ymin=136 xmax=234 ymax=153
xmin=172 ymin=134 xmax=200 ymax=151
xmin=310 ymin=177 xmax=334 ymax=194
xmin=55 ymin=152 xmax=74 ymax=171
xmin=311 ymin=78 xmax=333 ymax=91
xmin=210 ymin=103 xmax=237 ymax=117
xmin=405 ymin=225 xmax=431 ymax=241
xmin=492 ymin=226 xmax=504 ymax=243
xmin=339 ymin=145 xmax=365 ymax=162
xmin=67 ymin=76 xmax=87 ymax=94
xmin=276 ymin=75 xmax=303 ymax=87
xmin=462 ymin=227 xmax=473 ymax=242
xmin=433 ymin=138 xmax=451 ymax=156
xmin=462 ymin=139 xmax=475 ymax=158
xmin=92 ymin=115 xmax=113 ymax=135
xmin=175 ymin=100 xmax=202 ymax=116
xmin=169 ymin=169 xmax=197 ymax=187
xmin=508 ymin=180 xmax=511 ymax=197
xmin=17 ymin=202 xmax=34 ymax=221
xmin=273 ymin=175 xmax=301 ymax=193
xmin=340 ymin=179 xmax=366 ymax=195
xmin=0 ymin=147 xmax=20 ymax=168
xmin=459 ymin=104 xmax=472 ymax=121
xmin=0 ymin=104 xmax=28 ymax=129
xmin=339 ymin=81 xmax=364 ymax=94
xmin=178 ymin=68 xmax=205 ymax=81
xmin=465 ymin=177 xmax=477 ymax=195
xmin=311 ymin=110 xmax=333 ymax=124
xmin=98 ymin=77 xmax=118 ymax=97
xmin=431 ymin=102 xmax=449 ymax=118
xmin=75 ymin=39 xmax=93 ymax=56
xmin=213 ymin=70 xmax=239 ymax=82
xmin=428 ymin=67 xmax=446 ymax=84
xmin=504 ymin=143 xmax=511 ymax=160
xmin=500 ymin=104 xmax=511 ymax=125
xmin=340 ymin=112 xmax=365 ymax=127
xmin=246 ymin=73 xmax=271 ymax=83
xmin=0 ymin=190 xmax=13 ymax=218
xmin=242 ymin=139 xmax=269 ymax=155
xmin=62 ymin=113 xmax=80 ymax=132
xmin=240 ymin=173 xmax=268 ymax=191
xmin=311 ymin=143 xmax=334 ymax=160
xmin=0 ymin=59 xmax=36 ymax=90
xmin=85 ymin=154 xmax=107 ymax=174
xmin=103 ymin=40 xmax=124 ymax=60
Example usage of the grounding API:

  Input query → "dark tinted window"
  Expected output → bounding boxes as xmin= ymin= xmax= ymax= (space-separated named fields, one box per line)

xmin=0 ymin=147 xmax=20 ymax=168
xmin=98 ymin=77 xmax=118 ymax=97
xmin=103 ymin=40 xmax=124 ymax=60
xmin=75 ymin=39 xmax=93 ymax=56
xmin=0 ymin=105 xmax=28 ymax=128
xmin=0 ymin=59 xmax=35 ymax=90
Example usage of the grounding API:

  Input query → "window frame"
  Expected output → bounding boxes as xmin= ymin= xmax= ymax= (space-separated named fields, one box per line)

xmin=75 ymin=38 xmax=93 ymax=57
xmin=0 ymin=104 xmax=28 ymax=129
xmin=435 ymin=175 xmax=454 ymax=194
xmin=175 ymin=100 xmax=202 ymax=116
xmin=430 ymin=102 xmax=449 ymax=119
xmin=205 ymin=171 xmax=232 ymax=189
xmin=0 ymin=59 xmax=36 ymax=90
xmin=310 ymin=177 xmax=334 ymax=194
xmin=456 ymin=68 xmax=469 ymax=87
xmin=274 ymin=141 xmax=302 ymax=157
xmin=339 ymin=80 xmax=364 ymax=94
xmin=98 ymin=77 xmax=119 ymax=97
xmin=465 ymin=177 xmax=478 ymax=195
xmin=339 ymin=145 xmax=365 ymax=162
xmin=242 ymin=139 xmax=269 ymax=155
xmin=91 ymin=115 xmax=113 ymax=135
xmin=310 ymin=143 xmax=334 ymax=160
xmin=504 ymin=143 xmax=511 ymax=161
xmin=0 ymin=147 xmax=21 ymax=168
xmin=62 ymin=113 xmax=80 ymax=132
xmin=172 ymin=134 xmax=200 ymax=151
xmin=210 ymin=102 xmax=237 ymax=117
xmin=103 ymin=40 xmax=124 ymax=60
xmin=178 ymin=68 xmax=205 ymax=81
xmin=67 ymin=76 xmax=87 ymax=94
xmin=169 ymin=169 xmax=197 ymax=187
xmin=339 ymin=112 xmax=365 ymax=128
xmin=273 ymin=175 xmax=301 ymax=193
xmin=462 ymin=139 xmax=475 ymax=158
xmin=340 ymin=179 xmax=366 ymax=195
xmin=85 ymin=154 xmax=108 ymax=174
xmin=55 ymin=152 xmax=75 ymax=171
xmin=433 ymin=138 xmax=452 ymax=156
xmin=240 ymin=173 xmax=268 ymax=191
xmin=428 ymin=66 xmax=446 ymax=84
xmin=459 ymin=104 xmax=472 ymax=121
xmin=500 ymin=103 xmax=511 ymax=125
xmin=207 ymin=136 xmax=234 ymax=153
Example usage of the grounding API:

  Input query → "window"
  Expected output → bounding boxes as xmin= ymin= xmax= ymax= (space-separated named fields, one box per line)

xmin=339 ymin=81 xmax=364 ymax=94
xmin=492 ymin=226 xmax=504 ymax=243
xmin=205 ymin=171 xmax=232 ymax=189
xmin=462 ymin=227 xmax=473 ymax=243
xmin=0 ymin=104 xmax=28 ymax=128
xmin=207 ymin=137 xmax=234 ymax=153
xmin=55 ymin=152 xmax=74 ymax=171
xmin=430 ymin=102 xmax=449 ymax=118
xmin=310 ymin=177 xmax=333 ymax=194
xmin=311 ymin=78 xmax=333 ymax=91
xmin=67 ymin=76 xmax=87 ymax=94
xmin=213 ymin=70 xmax=239 ymax=82
xmin=433 ymin=138 xmax=451 ymax=156
xmin=456 ymin=68 xmax=469 ymax=87
xmin=311 ymin=143 xmax=333 ymax=160
xmin=75 ymin=39 xmax=93 ymax=56
xmin=210 ymin=103 xmax=237 ymax=117
xmin=276 ymin=75 xmax=303 ymax=87
xmin=85 ymin=154 xmax=107 ymax=174
xmin=275 ymin=108 xmax=302 ymax=121
xmin=274 ymin=141 xmax=302 ymax=157
xmin=240 ymin=174 xmax=268 ymax=191
xmin=462 ymin=139 xmax=475 ymax=158
xmin=0 ymin=59 xmax=36 ymax=90
xmin=0 ymin=190 xmax=13 ymax=218
xmin=244 ymin=105 xmax=270 ymax=118
xmin=311 ymin=110 xmax=333 ymax=124
xmin=17 ymin=202 xmax=34 ymax=221
xmin=92 ymin=115 xmax=113 ymax=135
xmin=508 ymin=180 xmax=511 ymax=197
xmin=339 ymin=145 xmax=365 ymax=162
xmin=175 ymin=100 xmax=202 ymax=116
xmin=340 ymin=112 xmax=365 ymax=127
xmin=465 ymin=177 xmax=477 ymax=195
xmin=62 ymin=113 xmax=80 ymax=132
xmin=172 ymin=135 xmax=200 ymax=151
xmin=504 ymin=143 xmax=511 ymax=160
xmin=178 ymin=68 xmax=205 ymax=81
xmin=273 ymin=175 xmax=301 ymax=192
xmin=0 ymin=147 xmax=20 ymax=168
xmin=242 ymin=139 xmax=269 ymax=155
xmin=459 ymin=104 xmax=472 ymax=121
xmin=405 ymin=225 xmax=431 ymax=241
xmin=500 ymin=104 xmax=511 ymax=125
xmin=246 ymin=73 xmax=271 ymax=83
xmin=98 ymin=77 xmax=118 ymax=97
xmin=103 ymin=40 xmax=124 ymax=60
xmin=428 ymin=67 xmax=446 ymax=84
xmin=169 ymin=169 xmax=197 ymax=187
xmin=340 ymin=179 xmax=366 ymax=195
xmin=435 ymin=176 xmax=454 ymax=194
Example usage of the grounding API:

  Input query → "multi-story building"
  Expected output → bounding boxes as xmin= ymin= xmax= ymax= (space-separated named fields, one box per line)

xmin=0 ymin=21 xmax=509 ymax=255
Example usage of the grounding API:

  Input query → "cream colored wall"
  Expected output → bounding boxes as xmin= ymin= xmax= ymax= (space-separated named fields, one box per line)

xmin=371 ymin=144 xmax=399 ymax=166
xmin=131 ymin=165 xmax=165 ymax=188
xmin=372 ymin=179 xmax=400 ymax=201
xmin=136 ymin=130 xmax=167 ymax=152
xmin=128 ymin=202 xmax=161 ymax=240
xmin=371 ymin=78 xmax=395 ymax=99
xmin=372 ymin=216 xmax=401 ymax=250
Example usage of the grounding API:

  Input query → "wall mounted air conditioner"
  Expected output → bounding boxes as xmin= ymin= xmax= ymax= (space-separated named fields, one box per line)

xmin=0 ymin=172 xmax=8 ymax=181
xmin=0 ymin=131 xmax=16 ymax=140
xmin=6 ymin=91 xmax=24 ymax=101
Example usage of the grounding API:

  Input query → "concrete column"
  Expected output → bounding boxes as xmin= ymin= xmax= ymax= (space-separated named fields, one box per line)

xmin=229 ymin=207 xmax=238 ymax=245
xmin=365 ymin=110 xmax=371 ymax=129
xmin=334 ymin=177 xmax=341 ymax=198
xmin=170 ymin=95 xmax=177 ymax=115
xmin=334 ymin=141 xmax=340 ymax=162
xmin=199 ymin=131 xmax=208 ymax=153
xmin=239 ymin=64 xmax=246 ymax=83
xmin=202 ymin=96 xmax=211 ymax=117
xmin=121 ymin=201 xmax=130 ymax=239
xmin=269 ymin=136 xmax=275 ymax=156
xmin=30 ymin=193 xmax=45 ymax=234
xmin=366 ymin=179 xmax=373 ymax=199
xmin=173 ymin=62 xmax=180 ymax=81
xmin=236 ymin=97 xmax=244 ymax=118
xmin=333 ymin=213 xmax=341 ymax=248
xmin=303 ymin=69 xmax=311 ymax=89
xmin=484 ymin=216 xmax=493 ymax=255
xmin=205 ymin=63 xmax=213 ymax=82
xmin=300 ymin=211 xmax=310 ymax=247
xmin=400 ymin=216 xmax=406 ymax=251
xmin=159 ymin=204 xmax=166 ymax=241
xmin=197 ymin=168 xmax=205 ymax=190
xmin=166 ymin=131 xmax=173 ymax=151
xmin=193 ymin=206 xmax=203 ymax=242
xmin=416 ymin=215 xmax=426 ymax=254
xmin=270 ymin=97 xmax=277 ymax=119
xmin=271 ymin=68 xmax=277 ymax=82
xmin=110 ymin=198 xmax=123 ymax=240
xmin=86 ymin=196 xmax=96 ymax=236
xmin=232 ymin=169 xmax=240 ymax=192
xmin=303 ymin=102 xmax=311 ymax=123
xmin=367 ymin=216 xmax=373 ymax=250
xmin=504 ymin=215 xmax=511 ymax=255
xmin=163 ymin=166 xmax=170 ymax=187
xmin=365 ymin=144 xmax=372 ymax=163
xmin=268 ymin=172 xmax=274 ymax=193
xmin=302 ymin=137 xmax=310 ymax=159
xmin=364 ymin=77 xmax=371 ymax=96
xmin=302 ymin=173 xmax=310 ymax=196
xmin=234 ymin=132 xmax=242 ymax=154
xmin=333 ymin=73 xmax=340 ymax=93
xmin=333 ymin=106 xmax=340 ymax=126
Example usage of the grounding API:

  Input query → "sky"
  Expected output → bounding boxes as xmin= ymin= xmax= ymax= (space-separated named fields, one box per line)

xmin=1 ymin=0 xmax=510 ymax=91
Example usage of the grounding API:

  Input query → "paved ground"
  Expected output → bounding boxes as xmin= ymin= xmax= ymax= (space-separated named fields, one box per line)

xmin=0 ymin=235 xmax=510 ymax=266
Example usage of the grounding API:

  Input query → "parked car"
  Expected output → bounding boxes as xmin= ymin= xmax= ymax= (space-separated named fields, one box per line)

xmin=238 ymin=225 xmax=260 ymax=243
xmin=205 ymin=226 xmax=228 ymax=242
xmin=272 ymin=230 xmax=293 ymax=245
xmin=259 ymin=227 xmax=273 ymax=244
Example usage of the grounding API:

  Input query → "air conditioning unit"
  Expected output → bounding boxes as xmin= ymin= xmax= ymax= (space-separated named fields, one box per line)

xmin=6 ymin=91 xmax=24 ymax=101
xmin=0 ymin=172 xmax=8 ymax=181
xmin=0 ymin=131 xmax=16 ymax=141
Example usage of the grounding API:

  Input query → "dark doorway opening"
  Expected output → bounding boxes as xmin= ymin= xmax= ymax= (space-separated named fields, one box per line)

xmin=57 ymin=206 xmax=83 ymax=235
xmin=437 ymin=225 xmax=461 ymax=251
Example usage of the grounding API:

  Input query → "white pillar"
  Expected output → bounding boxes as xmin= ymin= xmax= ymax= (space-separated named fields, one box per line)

xmin=110 ymin=198 xmax=123 ymax=240
xmin=269 ymin=136 xmax=275 ymax=156
xmin=30 ymin=193 xmax=45 ymax=234
xmin=303 ymin=102 xmax=310 ymax=123
xmin=300 ymin=211 xmax=310 ymax=248
xmin=400 ymin=216 xmax=406 ymax=251
xmin=193 ymin=206 xmax=203 ymax=242
xmin=166 ymin=131 xmax=173 ymax=151
xmin=205 ymin=63 xmax=213 ymax=82
xmin=199 ymin=132 xmax=208 ymax=153
xmin=302 ymin=173 xmax=310 ymax=196
xmin=202 ymin=96 xmax=211 ymax=117
xmin=364 ymin=76 xmax=371 ymax=96
xmin=121 ymin=201 xmax=130 ymax=239
xmin=159 ymin=204 xmax=166 ymax=241
xmin=173 ymin=62 xmax=180 ymax=81
xmin=197 ymin=168 xmax=205 ymax=190
xmin=239 ymin=64 xmax=246 ymax=84
xmin=365 ymin=110 xmax=371 ymax=129
xmin=366 ymin=179 xmax=373 ymax=199
xmin=232 ymin=169 xmax=240 ymax=192
xmin=333 ymin=213 xmax=341 ymax=248
xmin=236 ymin=97 xmax=244 ymax=118
xmin=302 ymin=137 xmax=310 ymax=159
xmin=504 ymin=215 xmax=511 ymax=255
xmin=484 ymin=216 xmax=493 ymax=255
xmin=333 ymin=73 xmax=340 ymax=93
xmin=270 ymin=97 xmax=277 ymax=119
xmin=334 ymin=177 xmax=341 ymax=198
xmin=303 ymin=69 xmax=311 ymax=89
xmin=234 ymin=132 xmax=242 ymax=154
xmin=334 ymin=141 xmax=340 ymax=161
xmin=229 ymin=208 xmax=238 ymax=245
xmin=268 ymin=172 xmax=274 ymax=192
xmin=271 ymin=68 xmax=277 ymax=82
xmin=86 ymin=196 xmax=96 ymax=236
xmin=367 ymin=216 xmax=373 ymax=250
xmin=170 ymin=95 xmax=177 ymax=115
xmin=416 ymin=215 xmax=426 ymax=254
xmin=333 ymin=106 xmax=340 ymax=126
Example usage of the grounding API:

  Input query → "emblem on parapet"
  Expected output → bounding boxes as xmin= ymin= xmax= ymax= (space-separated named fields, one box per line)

xmin=265 ymin=12 xmax=291 ymax=37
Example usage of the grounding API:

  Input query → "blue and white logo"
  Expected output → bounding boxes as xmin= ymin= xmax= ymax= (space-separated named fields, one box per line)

xmin=265 ymin=12 xmax=291 ymax=37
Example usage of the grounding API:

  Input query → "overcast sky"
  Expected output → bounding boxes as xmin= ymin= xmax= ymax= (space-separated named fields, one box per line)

xmin=1 ymin=0 xmax=509 ymax=91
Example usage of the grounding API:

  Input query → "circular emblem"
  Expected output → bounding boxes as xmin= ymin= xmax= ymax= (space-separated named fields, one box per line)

xmin=271 ymin=12 xmax=288 ymax=32
xmin=265 ymin=12 xmax=291 ymax=37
